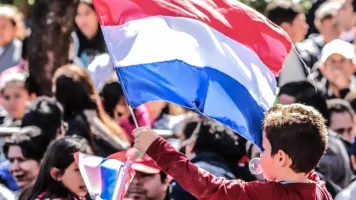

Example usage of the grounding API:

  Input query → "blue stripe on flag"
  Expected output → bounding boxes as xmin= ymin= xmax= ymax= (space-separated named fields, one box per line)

xmin=116 ymin=59 xmax=265 ymax=148
xmin=99 ymin=159 xmax=120 ymax=199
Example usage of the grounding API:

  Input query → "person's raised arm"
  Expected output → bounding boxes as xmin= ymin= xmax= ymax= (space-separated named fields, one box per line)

xmin=133 ymin=127 xmax=259 ymax=200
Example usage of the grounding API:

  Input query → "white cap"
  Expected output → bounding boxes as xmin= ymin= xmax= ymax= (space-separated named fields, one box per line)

xmin=321 ymin=39 xmax=356 ymax=64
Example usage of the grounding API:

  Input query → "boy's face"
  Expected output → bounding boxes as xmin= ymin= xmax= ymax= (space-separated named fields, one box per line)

xmin=0 ymin=16 xmax=16 ymax=47
xmin=260 ymin=131 xmax=278 ymax=181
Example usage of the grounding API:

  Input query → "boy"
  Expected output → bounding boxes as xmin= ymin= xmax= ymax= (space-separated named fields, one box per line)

xmin=133 ymin=104 xmax=332 ymax=199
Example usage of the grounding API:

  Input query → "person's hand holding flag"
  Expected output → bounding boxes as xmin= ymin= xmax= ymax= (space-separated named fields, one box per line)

xmin=133 ymin=127 xmax=160 ymax=152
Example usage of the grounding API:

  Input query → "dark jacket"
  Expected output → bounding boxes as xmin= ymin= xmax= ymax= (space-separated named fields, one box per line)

xmin=170 ymin=152 xmax=236 ymax=200
xmin=318 ymin=130 xmax=353 ymax=190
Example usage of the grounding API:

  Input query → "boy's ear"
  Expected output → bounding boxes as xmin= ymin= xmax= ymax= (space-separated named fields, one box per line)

xmin=276 ymin=150 xmax=290 ymax=167
xmin=50 ymin=167 xmax=62 ymax=181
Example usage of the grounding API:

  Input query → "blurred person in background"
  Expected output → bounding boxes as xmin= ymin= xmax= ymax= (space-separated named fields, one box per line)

xmin=0 ymin=97 xmax=65 ymax=193
xmin=169 ymin=118 xmax=246 ymax=200
xmin=151 ymin=102 xmax=187 ymax=131
xmin=53 ymin=64 xmax=130 ymax=156
xmin=265 ymin=0 xmax=309 ymax=86
xmin=335 ymin=179 xmax=356 ymax=200
xmin=0 ymin=5 xmax=22 ymax=71
xmin=19 ymin=136 xmax=93 ymax=200
xmin=126 ymin=149 xmax=170 ymax=200
xmin=74 ymin=0 xmax=107 ymax=67
xmin=337 ymin=0 xmax=356 ymax=43
xmin=2 ymin=127 xmax=49 ymax=193
xmin=0 ymin=70 xmax=29 ymax=127
xmin=309 ymin=39 xmax=356 ymax=99
xmin=327 ymin=99 xmax=356 ymax=155
xmin=21 ymin=96 xmax=65 ymax=141
xmin=100 ymin=75 xmax=151 ymax=144
xmin=278 ymin=81 xmax=353 ymax=196
xmin=300 ymin=0 xmax=342 ymax=76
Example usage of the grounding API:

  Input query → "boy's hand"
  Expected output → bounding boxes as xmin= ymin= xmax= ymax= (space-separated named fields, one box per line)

xmin=133 ymin=127 xmax=159 ymax=152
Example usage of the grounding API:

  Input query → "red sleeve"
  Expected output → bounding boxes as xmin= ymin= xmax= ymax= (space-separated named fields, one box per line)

xmin=146 ymin=137 xmax=274 ymax=200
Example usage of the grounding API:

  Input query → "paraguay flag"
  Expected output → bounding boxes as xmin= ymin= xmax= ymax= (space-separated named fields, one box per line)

xmin=74 ymin=152 xmax=134 ymax=200
xmin=92 ymin=0 xmax=292 ymax=148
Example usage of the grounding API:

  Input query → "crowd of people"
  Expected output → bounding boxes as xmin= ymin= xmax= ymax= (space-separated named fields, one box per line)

xmin=0 ymin=0 xmax=356 ymax=199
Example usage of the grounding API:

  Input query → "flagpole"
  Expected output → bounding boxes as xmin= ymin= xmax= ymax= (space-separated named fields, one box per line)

xmin=128 ymin=106 xmax=139 ymax=128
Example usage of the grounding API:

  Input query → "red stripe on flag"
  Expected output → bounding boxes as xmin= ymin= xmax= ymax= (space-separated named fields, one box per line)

xmin=92 ymin=0 xmax=292 ymax=75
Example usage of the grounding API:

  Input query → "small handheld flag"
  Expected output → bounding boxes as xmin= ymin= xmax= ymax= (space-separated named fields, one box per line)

xmin=74 ymin=152 xmax=135 ymax=200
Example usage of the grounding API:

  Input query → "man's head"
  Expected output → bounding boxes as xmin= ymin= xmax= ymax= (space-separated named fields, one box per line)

xmin=314 ymin=1 xmax=342 ymax=43
xmin=327 ymin=99 xmax=355 ymax=143
xmin=21 ymin=96 xmax=65 ymax=141
xmin=265 ymin=1 xmax=309 ymax=43
xmin=127 ymin=150 xmax=169 ymax=200
xmin=261 ymin=104 xmax=328 ymax=181
xmin=337 ymin=0 xmax=356 ymax=31
xmin=320 ymin=39 xmax=356 ymax=84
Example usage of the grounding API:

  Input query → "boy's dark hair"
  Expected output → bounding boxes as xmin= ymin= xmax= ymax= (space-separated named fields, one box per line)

xmin=21 ymin=96 xmax=64 ymax=142
xmin=353 ymin=0 xmax=356 ymax=12
xmin=190 ymin=118 xmax=246 ymax=164
xmin=345 ymin=91 xmax=356 ymax=113
xmin=3 ymin=126 xmax=50 ymax=162
xmin=265 ymin=1 xmax=303 ymax=26
xmin=264 ymin=104 xmax=328 ymax=173
xmin=327 ymin=99 xmax=355 ymax=120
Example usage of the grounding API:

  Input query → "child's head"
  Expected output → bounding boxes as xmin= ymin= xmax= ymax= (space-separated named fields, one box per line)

xmin=261 ymin=104 xmax=328 ymax=182
xmin=0 ymin=70 xmax=29 ymax=120
xmin=20 ymin=136 xmax=93 ymax=200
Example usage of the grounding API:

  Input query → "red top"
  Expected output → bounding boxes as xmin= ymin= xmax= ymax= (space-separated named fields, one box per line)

xmin=146 ymin=137 xmax=332 ymax=200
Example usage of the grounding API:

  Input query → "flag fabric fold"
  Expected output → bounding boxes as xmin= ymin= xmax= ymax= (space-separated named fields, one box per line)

xmin=92 ymin=0 xmax=292 ymax=148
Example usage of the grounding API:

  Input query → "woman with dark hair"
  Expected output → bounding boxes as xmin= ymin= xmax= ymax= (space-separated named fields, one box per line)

xmin=3 ymin=127 xmax=49 ymax=190
xmin=74 ymin=0 xmax=107 ymax=67
xmin=19 ymin=136 xmax=93 ymax=200
xmin=53 ymin=64 xmax=129 ymax=157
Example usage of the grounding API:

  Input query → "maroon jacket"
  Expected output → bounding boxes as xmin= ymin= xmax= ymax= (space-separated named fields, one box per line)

xmin=146 ymin=137 xmax=332 ymax=200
